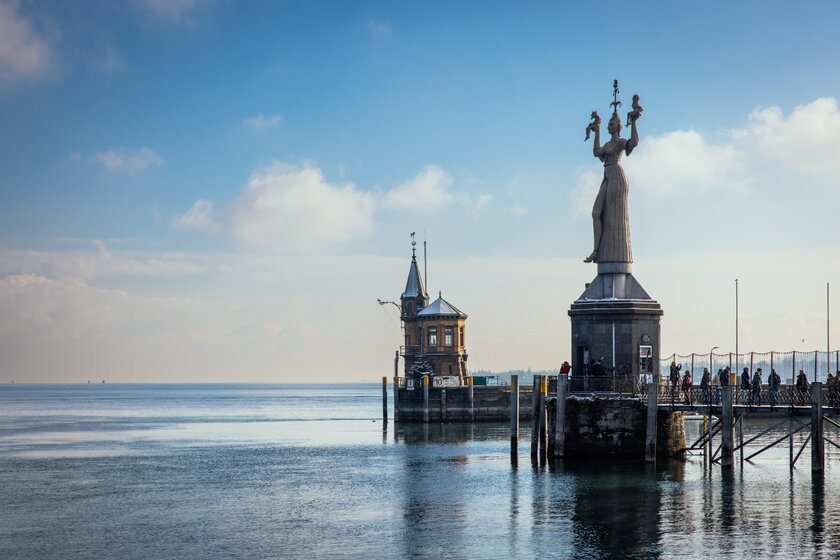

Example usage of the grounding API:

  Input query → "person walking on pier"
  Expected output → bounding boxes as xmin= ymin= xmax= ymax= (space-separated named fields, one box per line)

xmin=741 ymin=367 xmax=751 ymax=405
xmin=752 ymin=368 xmax=762 ymax=406
xmin=682 ymin=369 xmax=693 ymax=405
xmin=713 ymin=368 xmax=724 ymax=404
xmin=827 ymin=372 xmax=838 ymax=410
xmin=796 ymin=370 xmax=810 ymax=405
xmin=700 ymin=368 xmax=711 ymax=405
xmin=769 ymin=368 xmax=781 ymax=409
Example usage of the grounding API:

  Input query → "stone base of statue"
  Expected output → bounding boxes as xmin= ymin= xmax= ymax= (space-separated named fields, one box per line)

xmin=568 ymin=262 xmax=662 ymax=383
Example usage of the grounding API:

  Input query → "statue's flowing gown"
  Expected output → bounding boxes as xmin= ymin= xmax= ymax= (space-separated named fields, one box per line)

xmin=594 ymin=140 xmax=632 ymax=263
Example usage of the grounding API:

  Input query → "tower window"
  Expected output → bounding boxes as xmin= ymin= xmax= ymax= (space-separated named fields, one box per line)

xmin=444 ymin=327 xmax=453 ymax=347
xmin=459 ymin=327 xmax=465 ymax=346
xmin=428 ymin=327 xmax=438 ymax=347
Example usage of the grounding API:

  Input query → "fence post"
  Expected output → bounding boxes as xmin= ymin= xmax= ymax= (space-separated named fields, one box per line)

xmin=422 ymin=375 xmax=429 ymax=423
xmin=691 ymin=353 xmax=695 ymax=378
xmin=792 ymin=351 xmax=796 ymax=385
xmin=721 ymin=386 xmax=734 ymax=468
xmin=510 ymin=374 xmax=520 ymax=456
xmin=812 ymin=382 xmax=824 ymax=473
xmin=750 ymin=352 xmax=754 ymax=375
xmin=554 ymin=374 xmax=567 ymax=457
xmin=815 ymin=350 xmax=819 ymax=382
xmin=645 ymin=374 xmax=658 ymax=462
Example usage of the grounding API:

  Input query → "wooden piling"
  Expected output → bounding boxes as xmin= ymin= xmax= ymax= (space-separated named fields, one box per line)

xmin=531 ymin=375 xmax=541 ymax=459
xmin=510 ymin=374 xmax=519 ymax=455
xmin=538 ymin=376 xmax=548 ymax=459
xmin=393 ymin=376 xmax=400 ymax=423
xmin=440 ymin=388 xmax=447 ymax=422
xmin=468 ymin=376 xmax=474 ymax=422
xmin=721 ymin=386 xmax=734 ymax=468
xmin=422 ymin=375 xmax=429 ymax=423
xmin=554 ymin=373 xmax=567 ymax=457
xmin=382 ymin=376 xmax=388 ymax=423
xmin=789 ymin=415 xmax=794 ymax=470
xmin=645 ymin=374 xmax=658 ymax=462
xmin=812 ymin=382 xmax=824 ymax=473
xmin=738 ymin=415 xmax=744 ymax=468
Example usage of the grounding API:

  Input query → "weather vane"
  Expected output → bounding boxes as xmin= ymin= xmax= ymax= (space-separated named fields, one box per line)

xmin=410 ymin=232 xmax=416 ymax=256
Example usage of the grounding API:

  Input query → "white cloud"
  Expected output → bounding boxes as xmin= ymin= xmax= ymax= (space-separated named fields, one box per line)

xmin=90 ymin=147 xmax=164 ymax=173
xmin=366 ymin=19 xmax=392 ymax=36
xmin=244 ymin=114 xmax=282 ymax=131
xmin=623 ymin=129 xmax=750 ymax=195
xmin=509 ymin=204 xmax=526 ymax=217
xmin=172 ymin=199 xmax=218 ymax=233
xmin=0 ymin=1 xmax=55 ymax=86
xmin=230 ymin=161 xmax=375 ymax=251
xmin=570 ymin=168 xmax=601 ymax=215
xmin=458 ymin=192 xmax=493 ymax=218
xmin=383 ymin=164 xmax=454 ymax=211
xmin=736 ymin=97 xmax=840 ymax=179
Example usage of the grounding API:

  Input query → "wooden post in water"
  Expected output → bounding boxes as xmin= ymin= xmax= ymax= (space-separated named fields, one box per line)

xmin=789 ymin=415 xmax=794 ymax=470
xmin=510 ymin=374 xmax=520 ymax=456
xmin=422 ymin=375 xmax=429 ymax=423
xmin=393 ymin=375 xmax=400 ymax=423
xmin=554 ymin=373 xmax=567 ymax=457
xmin=812 ymin=382 xmax=824 ymax=473
xmin=538 ymin=376 xmax=548 ymax=459
xmin=721 ymin=386 xmax=734 ymax=468
xmin=530 ymin=375 xmax=541 ymax=460
xmin=382 ymin=376 xmax=388 ymax=423
xmin=645 ymin=374 xmax=658 ymax=462
xmin=738 ymin=415 xmax=744 ymax=468
xmin=468 ymin=376 xmax=474 ymax=422
xmin=440 ymin=388 xmax=447 ymax=422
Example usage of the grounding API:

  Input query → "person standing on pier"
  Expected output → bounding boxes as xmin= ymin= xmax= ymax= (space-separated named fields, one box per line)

xmin=751 ymin=368 xmax=762 ymax=406
xmin=700 ymin=368 xmax=711 ymax=405
xmin=681 ymin=369 xmax=693 ymax=405
xmin=796 ymin=370 xmax=810 ymax=405
xmin=769 ymin=368 xmax=781 ymax=408
xmin=713 ymin=368 xmax=723 ymax=404
xmin=741 ymin=367 xmax=751 ymax=405
xmin=669 ymin=362 xmax=682 ymax=400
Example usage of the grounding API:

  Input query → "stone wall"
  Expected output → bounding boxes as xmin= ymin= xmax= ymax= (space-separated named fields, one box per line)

xmin=396 ymin=385 xmax=534 ymax=422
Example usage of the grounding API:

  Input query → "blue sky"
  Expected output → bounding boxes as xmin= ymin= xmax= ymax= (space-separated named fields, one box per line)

xmin=2 ymin=0 xmax=840 ymax=381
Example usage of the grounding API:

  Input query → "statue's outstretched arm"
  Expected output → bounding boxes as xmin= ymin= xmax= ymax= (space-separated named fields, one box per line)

xmin=625 ymin=117 xmax=639 ymax=155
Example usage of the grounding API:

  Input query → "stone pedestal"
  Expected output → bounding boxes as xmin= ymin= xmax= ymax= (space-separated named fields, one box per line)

xmin=568 ymin=262 xmax=662 ymax=380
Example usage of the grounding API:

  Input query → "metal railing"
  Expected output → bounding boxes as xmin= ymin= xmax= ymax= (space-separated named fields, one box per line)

xmin=654 ymin=380 xmax=840 ymax=409
xmin=659 ymin=350 xmax=840 ymax=384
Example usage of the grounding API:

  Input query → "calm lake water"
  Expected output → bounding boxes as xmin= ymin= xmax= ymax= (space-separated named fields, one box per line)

xmin=1 ymin=383 xmax=839 ymax=559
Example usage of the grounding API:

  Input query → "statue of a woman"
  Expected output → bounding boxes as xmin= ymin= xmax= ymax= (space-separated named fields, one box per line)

xmin=583 ymin=94 xmax=641 ymax=264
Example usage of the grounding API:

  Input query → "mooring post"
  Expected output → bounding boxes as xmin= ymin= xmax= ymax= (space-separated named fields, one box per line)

xmin=422 ymin=375 xmax=429 ymax=423
xmin=440 ymin=388 xmax=447 ymax=423
xmin=382 ymin=376 xmax=388 ymax=423
xmin=721 ymin=385 xmax=734 ymax=468
xmin=645 ymin=374 xmax=658 ymax=462
xmin=510 ymin=374 xmax=520 ymax=456
xmin=554 ymin=373 xmax=567 ymax=457
xmin=812 ymin=382 xmax=824 ymax=473
xmin=789 ymin=414 xmax=794 ymax=470
xmin=468 ymin=376 xmax=475 ymax=422
xmin=738 ymin=415 xmax=744 ymax=468
xmin=393 ymin=375 xmax=400 ymax=423
xmin=531 ymin=375 xmax=541 ymax=459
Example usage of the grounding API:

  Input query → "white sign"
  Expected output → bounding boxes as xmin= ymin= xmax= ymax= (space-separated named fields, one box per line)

xmin=432 ymin=376 xmax=461 ymax=388
xmin=406 ymin=378 xmax=415 ymax=391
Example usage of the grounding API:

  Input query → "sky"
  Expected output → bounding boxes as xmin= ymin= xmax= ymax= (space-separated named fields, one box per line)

xmin=2 ymin=0 xmax=840 ymax=382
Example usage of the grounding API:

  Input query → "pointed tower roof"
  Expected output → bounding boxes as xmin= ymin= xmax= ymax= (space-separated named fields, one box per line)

xmin=402 ymin=240 xmax=427 ymax=299
xmin=417 ymin=294 xmax=467 ymax=318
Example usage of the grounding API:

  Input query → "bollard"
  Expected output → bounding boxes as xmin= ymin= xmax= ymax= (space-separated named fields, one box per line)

xmin=468 ymin=376 xmax=474 ymax=422
xmin=721 ymin=386 xmax=734 ymax=468
xmin=423 ymin=375 xmax=429 ymax=423
xmin=382 ymin=376 xmax=388 ymax=423
xmin=812 ymin=382 xmax=824 ymax=473
xmin=441 ymin=388 xmax=447 ymax=423
xmin=645 ymin=374 xmax=658 ymax=462
xmin=510 ymin=374 xmax=520 ymax=456
xmin=554 ymin=373 xmax=567 ymax=457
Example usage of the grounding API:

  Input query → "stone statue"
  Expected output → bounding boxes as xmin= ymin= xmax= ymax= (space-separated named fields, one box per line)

xmin=583 ymin=80 xmax=642 ymax=264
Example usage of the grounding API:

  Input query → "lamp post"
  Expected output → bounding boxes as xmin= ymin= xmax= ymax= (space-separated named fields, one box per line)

xmin=710 ymin=346 xmax=719 ymax=375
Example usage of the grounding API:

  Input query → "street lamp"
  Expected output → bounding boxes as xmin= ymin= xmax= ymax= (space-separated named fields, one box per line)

xmin=710 ymin=346 xmax=719 ymax=374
